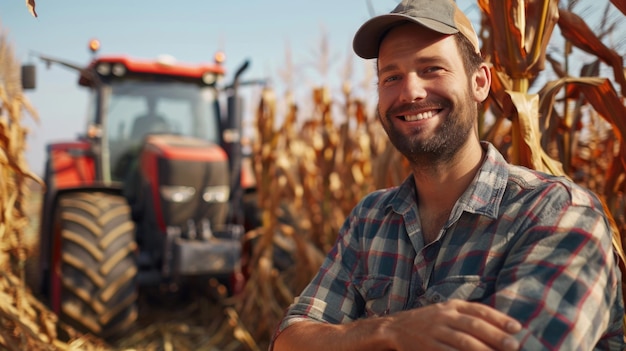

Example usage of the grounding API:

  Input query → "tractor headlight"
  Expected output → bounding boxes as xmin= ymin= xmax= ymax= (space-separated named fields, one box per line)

xmin=112 ymin=63 xmax=126 ymax=77
xmin=160 ymin=185 xmax=196 ymax=203
xmin=96 ymin=62 xmax=111 ymax=76
xmin=203 ymin=185 xmax=229 ymax=203
xmin=202 ymin=72 xmax=216 ymax=85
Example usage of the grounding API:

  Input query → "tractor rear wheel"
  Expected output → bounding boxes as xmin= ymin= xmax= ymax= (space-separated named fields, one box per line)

xmin=53 ymin=192 xmax=138 ymax=339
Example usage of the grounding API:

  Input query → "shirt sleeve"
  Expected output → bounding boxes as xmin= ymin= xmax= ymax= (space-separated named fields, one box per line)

xmin=493 ymin=187 xmax=624 ymax=350
xmin=272 ymin=205 xmax=367 ymax=338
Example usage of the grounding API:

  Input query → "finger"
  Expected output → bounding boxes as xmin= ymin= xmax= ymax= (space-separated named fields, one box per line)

xmin=454 ymin=301 xmax=522 ymax=333
xmin=433 ymin=329 xmax=496 ymax=351
xmin=447 ymin=313 xmax=520 ymax=351
xmin=409 ymin=323 xmax=494 ymax=351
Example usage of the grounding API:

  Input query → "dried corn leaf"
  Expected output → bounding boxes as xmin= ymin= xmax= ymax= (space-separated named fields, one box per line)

xmin=545 ymin=53 xmax=567 ymax=79
xmin=539 ymin=77 xmax=626 ymax=161
xmin=25 ymin=0 xmax=37 ymax=18
xmin=557 ymin=8 xmax=626 ymax=95
xmin=479 ymin=0 xmax=559 ymax=80
xmin=503 ymin=90 xmax=564 ymax=175
xmin=610 ymin=0 xmax=626 ymax=16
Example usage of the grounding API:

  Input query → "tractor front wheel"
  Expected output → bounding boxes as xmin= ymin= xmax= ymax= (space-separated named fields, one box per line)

xmin=52 ymin=191 xmax=138 ymax=339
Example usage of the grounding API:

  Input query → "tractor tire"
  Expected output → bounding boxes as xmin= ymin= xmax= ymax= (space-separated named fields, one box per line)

xmin=54 ymin=192 xmax=138 ymax=339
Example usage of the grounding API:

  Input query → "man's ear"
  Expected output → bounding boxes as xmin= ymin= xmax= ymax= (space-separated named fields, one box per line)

xmin=473 ymin=63 xmax=491 ymax=102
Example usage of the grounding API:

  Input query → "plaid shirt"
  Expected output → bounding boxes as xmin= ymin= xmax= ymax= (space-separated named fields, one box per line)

xmin=275 ymin=142 xmax=625 ymax=350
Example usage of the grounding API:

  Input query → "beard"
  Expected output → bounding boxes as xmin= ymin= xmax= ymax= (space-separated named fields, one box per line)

xmin=378 ymin=93 xmax=477 ymax=166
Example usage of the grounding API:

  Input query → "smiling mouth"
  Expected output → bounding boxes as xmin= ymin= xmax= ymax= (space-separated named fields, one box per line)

xmin=402 ymin=109 xmax=441 ymax=122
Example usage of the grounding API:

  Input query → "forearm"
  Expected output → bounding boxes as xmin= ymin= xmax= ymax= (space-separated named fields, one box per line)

xmin=273 ymin=319 xmax=390 ymax=351
xmin=273 ymin=301 xmax=522 ymax=351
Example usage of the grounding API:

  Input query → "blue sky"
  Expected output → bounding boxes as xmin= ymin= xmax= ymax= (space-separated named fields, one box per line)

xmin=2 ymin=0 xmax=475 ymax=175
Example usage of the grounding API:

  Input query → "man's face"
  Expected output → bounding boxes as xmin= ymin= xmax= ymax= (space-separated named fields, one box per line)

xmin=376 ymin=23 xmax=481 ymax=165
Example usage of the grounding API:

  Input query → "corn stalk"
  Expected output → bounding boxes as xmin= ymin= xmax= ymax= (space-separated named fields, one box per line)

xmin=0 ymin=26 xmax=66 ymax=351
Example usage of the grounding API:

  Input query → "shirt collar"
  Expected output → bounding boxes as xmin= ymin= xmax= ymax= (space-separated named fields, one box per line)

xmin=456 ymin=141 xmax=508 ymax=219
xmin=386 ymin=141 xmax=508 ymax=220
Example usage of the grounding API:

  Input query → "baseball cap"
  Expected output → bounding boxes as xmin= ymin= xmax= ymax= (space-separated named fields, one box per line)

xmin=353 ymin=0 xmax=480 ymax=59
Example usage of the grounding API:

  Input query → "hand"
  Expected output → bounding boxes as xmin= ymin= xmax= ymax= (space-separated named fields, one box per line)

xmin=380 ymin=299 xmax=521 ymax=351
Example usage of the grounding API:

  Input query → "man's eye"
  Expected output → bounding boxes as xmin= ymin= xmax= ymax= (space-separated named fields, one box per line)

xmin=424 ymin=66 xmax=443 ymax=74
xmin=381 ymin=75 xmax=400 ymax=84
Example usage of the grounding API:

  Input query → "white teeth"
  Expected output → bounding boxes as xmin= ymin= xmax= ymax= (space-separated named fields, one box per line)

xmin=404 ymin=110 xmax=435 ymax=121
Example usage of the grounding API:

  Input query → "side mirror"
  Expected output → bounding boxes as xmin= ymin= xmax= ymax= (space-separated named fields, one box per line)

xmin=226 ymin=95 xmax=244 ymax=131
xmin=21 ymin=64 xmax=36 ymax=90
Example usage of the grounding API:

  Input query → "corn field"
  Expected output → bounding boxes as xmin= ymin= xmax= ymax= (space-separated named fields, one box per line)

xmin=2 ymin=0 xmax=626 ymax=350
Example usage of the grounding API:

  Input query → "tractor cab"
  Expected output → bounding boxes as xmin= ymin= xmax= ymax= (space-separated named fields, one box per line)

xmin=74 ymin=43 xmax=229 ymax=184
xmin=103 ymin=79 xmax=223 ymax=182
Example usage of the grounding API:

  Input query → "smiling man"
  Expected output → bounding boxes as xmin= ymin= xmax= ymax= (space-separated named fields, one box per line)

xmin=271 ymin=0 xmax=625 ymax=350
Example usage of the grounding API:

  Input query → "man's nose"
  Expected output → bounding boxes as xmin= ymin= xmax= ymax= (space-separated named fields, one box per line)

xmin=399 ymin=73 xmax=427 ymax=103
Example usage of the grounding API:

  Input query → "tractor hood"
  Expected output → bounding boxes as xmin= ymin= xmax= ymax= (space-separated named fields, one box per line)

xmin=138 ymin=133 xmax=231 ymax=231
xmin=141 ymin=134 xmax=228 ymax=162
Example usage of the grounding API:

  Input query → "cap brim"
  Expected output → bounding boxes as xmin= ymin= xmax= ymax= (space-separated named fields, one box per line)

xmin=353 ymin=13 xmax=458 ymax=59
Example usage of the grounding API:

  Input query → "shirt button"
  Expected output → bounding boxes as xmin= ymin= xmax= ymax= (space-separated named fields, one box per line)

xmin=430 ymin=294 xmax=441 ymax=303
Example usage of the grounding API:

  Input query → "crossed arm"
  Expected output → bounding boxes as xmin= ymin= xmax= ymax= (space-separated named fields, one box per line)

xmin=273 ymin=299 xmax=522 ymax=351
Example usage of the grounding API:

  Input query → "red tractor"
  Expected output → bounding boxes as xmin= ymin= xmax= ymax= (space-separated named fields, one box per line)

xmin=22 ymin=40 xmax=260 ymax=339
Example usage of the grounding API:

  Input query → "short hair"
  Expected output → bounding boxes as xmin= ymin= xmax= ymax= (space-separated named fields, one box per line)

xmin=454 ymin=32 xmax=483 ymax=76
